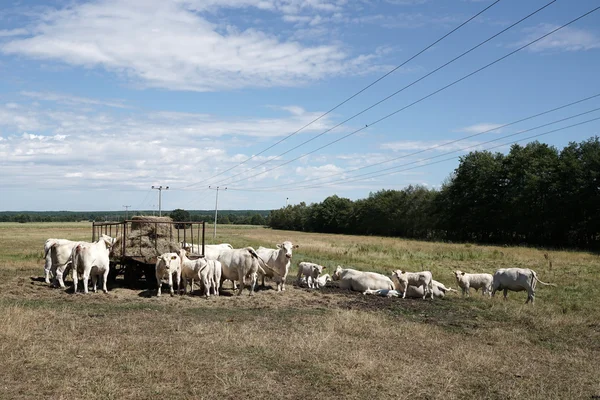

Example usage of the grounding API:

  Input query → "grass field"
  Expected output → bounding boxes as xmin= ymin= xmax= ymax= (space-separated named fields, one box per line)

xmin=0 ymin=222 xmax=599 ymax=399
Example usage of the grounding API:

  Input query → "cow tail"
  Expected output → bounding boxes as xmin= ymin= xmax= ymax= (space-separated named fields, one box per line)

xmin=247 ymin=247 xmax=269 ymax=273
xmin=534 ymin=273 xmax=556 ymax=287
xmin=44 ymin=241 xmax=56 ymax=259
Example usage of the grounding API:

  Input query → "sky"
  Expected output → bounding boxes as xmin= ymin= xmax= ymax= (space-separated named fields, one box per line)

xmin=0 ymin=0 xmax=599 ymax=212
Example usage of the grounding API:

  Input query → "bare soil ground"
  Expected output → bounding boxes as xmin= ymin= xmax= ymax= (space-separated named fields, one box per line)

xmin=0 ymin=222 xmax=599 ymax=399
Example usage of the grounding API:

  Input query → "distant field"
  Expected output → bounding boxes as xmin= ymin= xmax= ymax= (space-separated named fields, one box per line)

xmin=0 ymin=222 xmax=599 ymax=399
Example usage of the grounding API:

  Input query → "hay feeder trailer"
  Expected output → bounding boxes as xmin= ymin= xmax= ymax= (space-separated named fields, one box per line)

xmin=92 ymin=219 xmax=206 ymax=288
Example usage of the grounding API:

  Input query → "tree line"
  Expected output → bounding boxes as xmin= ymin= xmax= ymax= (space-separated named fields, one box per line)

xmin=0 ymin=210 xmax=270 ymax=226
xmin=268 ymin=137 xmax=600 ymax=250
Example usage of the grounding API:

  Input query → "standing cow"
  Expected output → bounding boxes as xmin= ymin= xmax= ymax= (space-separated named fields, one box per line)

xmin=155 ymin=252 xmax=182 ymax=297
xmin=256 ymin=241 xmax=298 ymax=292
xmin=391 ymin=270 xmax=434 ymax=300
xmin=44 ymin=238 xmax=78 ymax=286
xmin=71 ymin=235 xmax=113 ymax=294
xmin=492 ymin=268 xmax=555 ymax=304
xmin=217 ymin=247 xmax=262 ymax=296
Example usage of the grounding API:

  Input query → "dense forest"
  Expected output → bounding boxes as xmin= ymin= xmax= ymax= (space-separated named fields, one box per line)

xmin=268 ymin=137 xmax=600 ymax=250
xmin=0 ymin=210 xmax=270 ymax=226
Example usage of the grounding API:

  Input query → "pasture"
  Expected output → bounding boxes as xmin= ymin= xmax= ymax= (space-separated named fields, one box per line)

xmin=0 ymin=222 xmax=599 ymax=399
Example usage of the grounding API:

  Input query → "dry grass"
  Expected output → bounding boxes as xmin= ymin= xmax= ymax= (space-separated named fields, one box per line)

xmin=0 ymin=222 xmax=599 ymax=399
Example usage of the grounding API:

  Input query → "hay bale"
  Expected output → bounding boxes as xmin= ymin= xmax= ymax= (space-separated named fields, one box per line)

xmin=111 ymin=216 xmax=181 ymax=263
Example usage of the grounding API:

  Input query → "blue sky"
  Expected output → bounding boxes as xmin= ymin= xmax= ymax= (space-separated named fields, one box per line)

xmin=0 ymin=0 xmax=599 ymax=212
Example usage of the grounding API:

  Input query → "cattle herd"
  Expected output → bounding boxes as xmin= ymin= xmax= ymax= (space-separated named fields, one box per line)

xmin=42 ymin=235 xmax=556 ymax=304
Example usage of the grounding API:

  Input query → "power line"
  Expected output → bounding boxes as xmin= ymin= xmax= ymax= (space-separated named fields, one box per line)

xmin=267 ymin=115 xmax=600 ymax=192
xmin=219 ymin=5 xmax=599 ymax=187
xmin=214 ymin=0 xmax=557 ymax=186
xmin=178 ymin=0 xmax=503 ymax=190
xmin=226 ymin=93 xmax=600 ymax=192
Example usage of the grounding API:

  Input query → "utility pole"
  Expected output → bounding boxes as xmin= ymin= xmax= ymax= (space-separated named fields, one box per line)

xmin=208 ymin=186 xmax=227 ymax=239
xmin=123 ymin=205 xmax=131 ymax=221
xmin=151 ymin=185 xmax=169 ymax=217
xmin=286 ymin=197 xmax=289 ymax=207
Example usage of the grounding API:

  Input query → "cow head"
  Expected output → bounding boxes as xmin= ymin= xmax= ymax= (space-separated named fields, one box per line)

xmin=391 ymin=270 xmax=407 ymax=291
xmin=277 ymin=241 xmax=296 ymax=259
xmin=332 ymin=266 xmax=343 ymax=281
xmin=100 ymin=234 xmax=115 ymax=248
xmin=453 ymin=271 xmax=465 ymax=281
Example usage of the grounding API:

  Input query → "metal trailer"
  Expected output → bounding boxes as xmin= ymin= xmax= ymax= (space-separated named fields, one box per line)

xmin=92 ymin=220 xmax=206 ymax=288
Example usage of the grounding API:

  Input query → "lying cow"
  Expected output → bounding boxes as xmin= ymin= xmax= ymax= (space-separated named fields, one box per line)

xmin=296 ymin=261 xmax=326 ymax=289
xmin=71 ymin=235 xmax=113 ymax=294
xmin=332 ymin=266 xmax=394 ymax=292
xmin=404 ymin=280 xmax=456 ymax=299
xmin=391 ymin=270 xmax=434 ymax=300
xmin=257 ymin=241 xmax=298 ymax=292
xmin=217 ymin=247 xmax=262 ymax=296
xmin=492 ymin=268 xmax=555 ymax=304
xmin=363 ymin=289 xmax=401 ymax=297
xmin=454 ymin=270 xmax=493 ymax=296
xmin=155 ymin=252 xmax=182 ymax=297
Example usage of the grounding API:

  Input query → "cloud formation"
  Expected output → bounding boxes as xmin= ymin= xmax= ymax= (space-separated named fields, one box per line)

xmin=1 ymin=0 xmax=380 ymax=91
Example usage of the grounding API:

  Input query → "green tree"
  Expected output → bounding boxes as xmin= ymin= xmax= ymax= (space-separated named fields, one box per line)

xmin=170 ymin=209 xmax=191 ymax=229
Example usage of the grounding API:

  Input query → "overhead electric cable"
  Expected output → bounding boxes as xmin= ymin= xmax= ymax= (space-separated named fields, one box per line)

xmin=179 ymin=0 xmax=502 ymax=189
xmin=219 ymin=5 xmax=599 ymax=187
xmin=224 ymin=93 xmax=600 ymax=191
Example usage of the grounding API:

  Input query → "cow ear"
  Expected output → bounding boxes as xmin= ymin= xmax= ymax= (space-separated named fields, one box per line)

xmin=322 ymin=266 xmax=326 ymax=269
xmin=277 ymin=244 xmax=282 ymax=249
xmin=294 ymin=245 xmax=299 ymax=248
xmin=461 ymin=272 xmax=465 ymax=276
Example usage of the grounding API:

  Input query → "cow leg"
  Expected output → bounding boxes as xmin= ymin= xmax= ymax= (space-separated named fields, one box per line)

xmin=156 ymin=272 xmax=162 ymax=297
xmin=202 ymin=275 xmax=210 ymax=298
xmin=249 ymin=272 xmax=257 ymax=296
xmin=503 ymin=288 xmax=508 ymax=300
xmin=91 ymin=274 xmax=98 ymax=293
xmin=168 ymin=273 xmax=174 ymax=297
xmin=213 ymin=276 xmax=220 ymax=296
xmin=72 ymin=267 xmax=78 ymax=294
xmin=237 ymin=275 xmax=246 ymax=296
xmin=526 ymin=289 xmax=535 ymax=304
xmin=102 ymin=268 xmax=109 ymax=293
xmin=83 ymin=270 xmax=90 ymax=294
xmin=57 ymin=267 xmax=66 ymax=289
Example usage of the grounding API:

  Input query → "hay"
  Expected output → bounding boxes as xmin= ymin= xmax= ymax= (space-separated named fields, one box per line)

xmin=111 ymin=216 xmax=181 ymax=264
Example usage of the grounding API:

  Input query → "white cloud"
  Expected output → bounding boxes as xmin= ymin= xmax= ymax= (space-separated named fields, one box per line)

xmin=20 ymin=91 xmax=130 ymax=109
xmin=1 ymin=0 xmax=379 ymax=92
xmin=0 ymin=28 xmax=28 ymax=37
xmin=517 ymin=24 xmax=600 ymax=53
xmin=454 ymin=123 xmax=503 ymax=134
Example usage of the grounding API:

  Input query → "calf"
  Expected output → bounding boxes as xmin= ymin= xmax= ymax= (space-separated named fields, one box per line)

xmin=404 ymin=280 xmax=456 ymax=299
xmin=155 ymin=253 xmax=181 ymax=297
xmin=298 ymin=273 xmax=332 ymax=289
xmin=179 ymin=249 xmax=211 ymax=297
xmin=391 ymin=270 xmax=434 ymax=300
xmin=492 ymin=268 xmax=555 ymax=304
xmin=296 ymin=262 xmax=326 ymax=289
xmin=454 ymin=270 xmax=493 ymax=297
xmin=71 ymin=235 xmax=113 ymax=294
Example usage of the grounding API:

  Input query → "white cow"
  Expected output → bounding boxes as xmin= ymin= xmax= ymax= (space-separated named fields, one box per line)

xmin=332 ymin=266 xmax=395 ymax=292
xmin=71 ymin=235 xmax=113 ymax=294
xmin=43 ymin=238 xmax=77 ymax=285
xmin=208 ymin=258 xmax=222 ymax=296
xmin=155 ymin=252 xmax=182 ymax=297
xmin=492 ymin=268 xmax=555 ymax=304
xmin=217 ymin=247 xmax=262 ymax=296
xmin=391 ymin=270 xmax=434 ymax=300
xmin=296 ymin=261 xmax=326 ymax=289
xmin=181 ymin=242 xmax=233 ymax=255
xmin=404 ymin=280 xmax=456 ymax=299
xmin=298 ymin=273 xmax=332 ymax=289
xmin=454 ymin=270 xmax=493 ymax=296
xmin=363 ymin=289 xmax=401 ymax=297
xmin=179 ymin=249 xmax=211 ymax=297
xmin=257 ymin=241 xmax=298 ymax=292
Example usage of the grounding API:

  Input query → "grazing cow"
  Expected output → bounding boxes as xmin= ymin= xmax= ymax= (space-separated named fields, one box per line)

xmin=71 ymin=235 xmax=113 ymax=294
xmin=296 ymin=261 xmax=326 ymax=289
xmin=43 ymin=238 xmax=78 ymax=285
xmin=217 ymin=247 xmax=262 ymax=296
xmin=492 ymin=268 xmax=555 ymax=304
xmin=332 ymin=266 xmax=394 ymax=292
xmin=391 ymin=270 xmax=434 ymax=300
xmin=256 ymin=241 xmax=298 ymax=291
xmin=453 ymin=270 xmax=493 ymax=297
xmin=178 ymin=249 xmax=211 ymax=297
xmin=155 ymin=253 xmax=181 ymax=297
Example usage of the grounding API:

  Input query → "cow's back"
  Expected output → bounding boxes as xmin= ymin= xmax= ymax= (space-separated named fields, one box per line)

xmin=493 ymin=268 xmax=532 ymax=291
